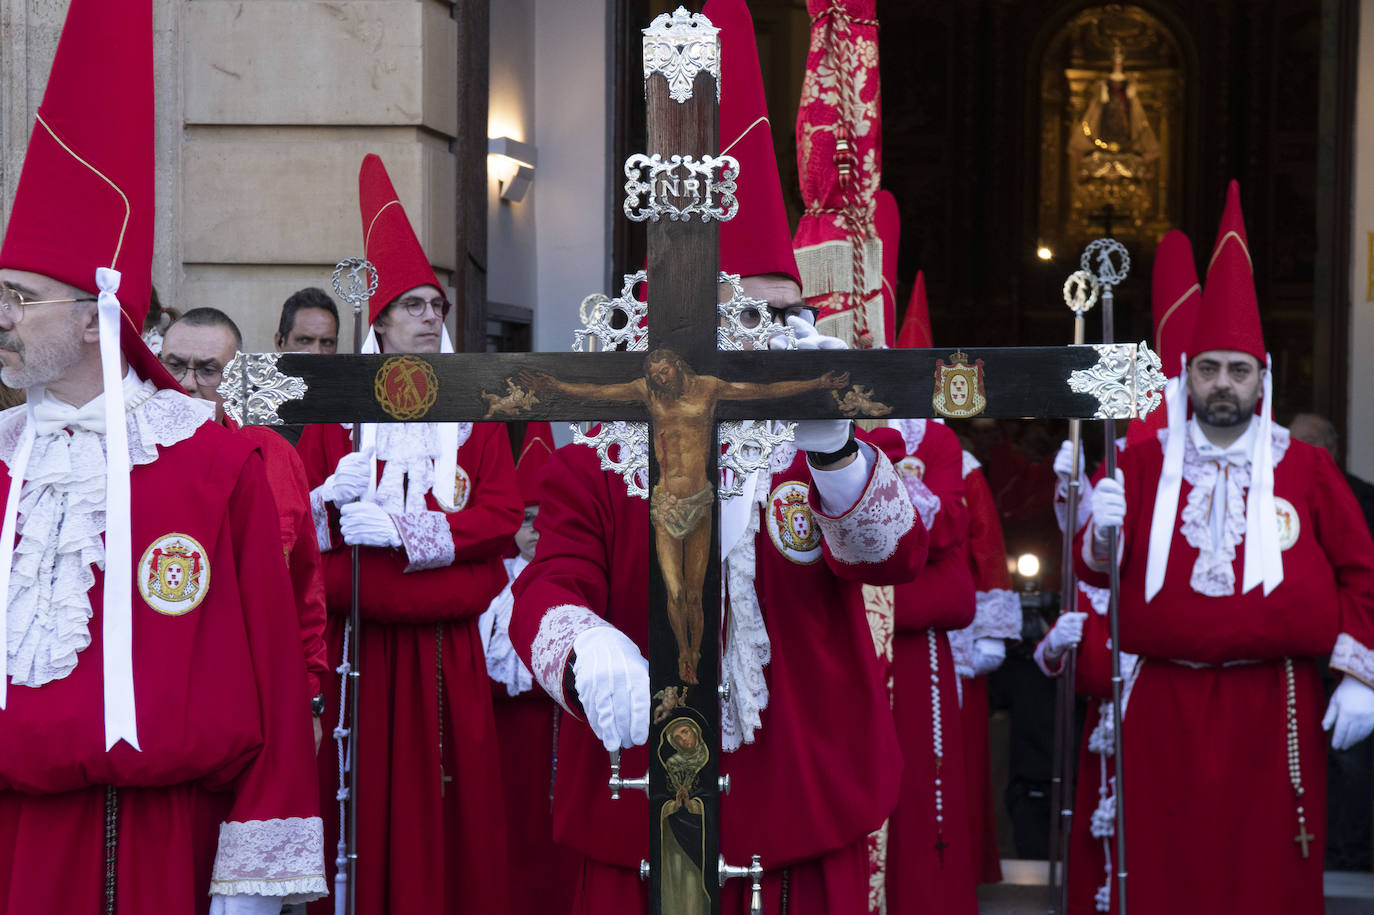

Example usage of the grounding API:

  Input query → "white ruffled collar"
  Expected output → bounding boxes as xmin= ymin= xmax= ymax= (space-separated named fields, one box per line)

xmin=3 ymin=381 xmax=212 ymax=690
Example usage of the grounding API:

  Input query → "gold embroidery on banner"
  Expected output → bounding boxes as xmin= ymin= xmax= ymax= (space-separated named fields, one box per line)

xmin=374 ymin=355 xmax=439 ymax=420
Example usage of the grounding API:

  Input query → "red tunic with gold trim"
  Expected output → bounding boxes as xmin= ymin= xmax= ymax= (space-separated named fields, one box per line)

xmin=0 ymin=390 xmax=325 ymax=913
xmin=297 ymin=420 xmax=522 ymax=915
xmin=509 ymin=429 xmax=924 ymax=915
xmin=885 ymin=418 xmax=978 ymax=915
xmin=1074 ymin=425 xmax=1374 ymax=914
xmin=227 ymin=419 xmax=328 ymax=700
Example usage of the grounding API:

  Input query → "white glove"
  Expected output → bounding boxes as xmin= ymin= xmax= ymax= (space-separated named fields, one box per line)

xmin=1089 ymin=469 xmax=1126 ymax=553
xmin=971 ymin=638 xmax=1007 ymax=676
xmin=339 ymin=501 xmax=401 ymax=548
xmin=772 ymin=315 xmax=851 ymax=454
xmin=321 ymin=447 xmax=373 ymax=504
xmin=1323 ymin=676 xmax=1374 ymax=751
xmin=572 ymin=626 xmax=649 ymax=752
xmin=1054 ymin=439 xmax=1084 ymax=487
xmin=1044 ymin=611 xmax=1087 ymax=659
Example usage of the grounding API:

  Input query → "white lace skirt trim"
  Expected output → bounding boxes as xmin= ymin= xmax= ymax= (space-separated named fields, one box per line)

xmin=811 ymin=452 xmax=914 ymax=565
xmin=209 ymin=816 xmax=327 ymax=903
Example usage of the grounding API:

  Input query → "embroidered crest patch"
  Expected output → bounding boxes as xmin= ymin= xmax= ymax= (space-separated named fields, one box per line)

xmin=1274 ymin=497 xmax=1300 ymax=551
xmin=440 ymin=465 xmax=472 ymax=513
xmin=374 ymin=355 xmax=439 ymax=421
xmin=767 ymin=481 xmax=822 ymax=565
xmin=138 ymin=533 xmax=210 ymax=616
xmin=895 ymin=456 xmax=926 ymax=482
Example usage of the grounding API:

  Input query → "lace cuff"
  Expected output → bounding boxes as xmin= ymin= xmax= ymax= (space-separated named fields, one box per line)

xmin=309 ymin=487 xmax=331 ymax=554
xmin=209 ymin=817 xmax=327 ymax=903
xmin=393 ymin=511 xmax=456 ymax=572
xmin=972 ymin=589 xmax=1022 ymax=640
xmin=1332 ymin=633 xmax=1374 ymax=689
xmin=810 ymin=450 xmax=914 ymax=565
xmin=900 ymin=471 xmax=941 ymax=531
xmin=531 ymin=604 xmax=607 ymax=714
xmin=948 ymin=626 xmax=974 ymax=679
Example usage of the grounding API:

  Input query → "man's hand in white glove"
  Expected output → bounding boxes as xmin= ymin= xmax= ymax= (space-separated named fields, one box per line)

xmin=339 ymin=501 xmax=401 ymax=548
xmin=1089 ymin=469 xmax=1126 ymax=555
xmin=1044 ymin=611 xmax=1087 ymax=660
xmin=1323 ymin=676 xmax=1374 ymax=751
xmin=971 ymin=638 xmax=1007 ymax=676
xmin=771 ymin=315 xmax=851 ymax=454
xmin=1054 ymin=440 xmax=1084 ymax=487
xmin=572 ymin=626 xmax=650 ymax=752
xmin=321 ymin=446 xmax=373 ymax=504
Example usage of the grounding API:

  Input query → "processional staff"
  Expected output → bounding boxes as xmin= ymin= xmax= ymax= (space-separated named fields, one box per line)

xmin=1080 ymin=238 xmax=1132 ymax=915
xmin=329 ymin=257 xmax=378 ymax=915
xmin=1047 ymin=267 xmax=1100 ymax=915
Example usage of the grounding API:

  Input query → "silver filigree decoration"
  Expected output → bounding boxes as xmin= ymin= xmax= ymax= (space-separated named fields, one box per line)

xmin=1069 ymin=342 xmax=1167 ymax=420
xmin=642 ymin=6 xmax=720 ymax=103
xmin=716 ymin=273 xmax=795 ymax=352
xmin=331 ymin=257 xmax=378 ymax=315
xmin=624 ymin=154 xmax=739 ymax=223
xmin=570 ymin=271 xmax=798 ymax=500
xmin=217 ymin=352 xmax=308 ymax=426
xmin=573 ymin=421 xmax=652 ymax=500
xmin=1079 ymin=239 xmax=1131 ymax=288
xmin=1063 ymin=269 xmax=1100 ymax=316
xmin=574 ymin=271 xmax=649 ymax=354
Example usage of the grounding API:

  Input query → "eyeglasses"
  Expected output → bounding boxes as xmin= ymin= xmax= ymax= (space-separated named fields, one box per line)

xmin=0 ymin=282 xmax=96 ymax=322
xmin=160 ymin=357 xmax=225 ymax=386
xmin=393 ymin=295 xmax=450 ymax=318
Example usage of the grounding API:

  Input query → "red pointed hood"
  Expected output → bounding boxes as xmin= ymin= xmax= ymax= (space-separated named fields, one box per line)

xmin=705 ymin=0 xmax=800 ymax=285
xmin=359 ymin=153 xmax=445 ymax=325
xmin=516 ymin=422 xmax=555 ymax=507
xmin=0 ymin=0 xmax=174 ymax=389
xmin=1191 ymin=181 xmax=1264 ymax=363
xmin=874 ymin=190 xmax=900 ymax=347
xmin=895 ymin=270 xmax=932 ymax=349
xmin=1151 ymin=230 xmax=1201 ymax=377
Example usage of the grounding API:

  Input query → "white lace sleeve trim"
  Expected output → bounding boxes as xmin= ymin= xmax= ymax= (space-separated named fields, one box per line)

xmin=972 ymin=589 xmax=1022 ymax=640
xmin=899 ymin=470 xmax=941 ymax=531
xmin=531 ymin=603 xmax=607 ymax=714
xmin=209 ymin=816 xmax=327 ymax=904
xmin=308 ymin=487 xmax=331 ymax=554
xmin=890 ymin=418 xmax=927 ymax=455
xmin=810 ymin=451 xmax=915 ymax=565
xmin=947 ymin=626 xmax=975 ymax=679
xmin=1332 ymin=633 xmax=1374 ymax=688
xmin=721 ymin=482 xmax=771 ymax=753
xmin=961 ymin=450 xmax=981 ymax=479
xmin=479 ymin=566 xmax=534 ymax=696
xmin=393 ymin=511 xmax=456 ymax=572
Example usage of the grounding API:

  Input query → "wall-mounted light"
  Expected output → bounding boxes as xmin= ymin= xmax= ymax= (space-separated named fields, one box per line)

xmin=488 ymin=136 xmax=537 ymax=203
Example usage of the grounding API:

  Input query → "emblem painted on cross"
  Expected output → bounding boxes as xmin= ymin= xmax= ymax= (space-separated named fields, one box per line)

xmin=221 ymin=8 xmax=1165 ymax=913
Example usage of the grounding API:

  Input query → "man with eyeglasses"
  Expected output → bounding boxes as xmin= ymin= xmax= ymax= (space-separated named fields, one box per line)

xmin=295 ymin=154 xmax=521 ymax=915
xmin=0 ymin=0 xmax=326 ymax=910
xmin=161 ymin=307 xmax=329 ymax=755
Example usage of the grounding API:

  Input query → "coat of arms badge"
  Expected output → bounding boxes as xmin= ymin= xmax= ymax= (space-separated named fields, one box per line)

xmin=767 ymin=481 xmax=822 ymax=564
xmin=933 ymin=349 xmax=987 ymax=419
xmin=138 ymin=533 xmax=210 ymax=616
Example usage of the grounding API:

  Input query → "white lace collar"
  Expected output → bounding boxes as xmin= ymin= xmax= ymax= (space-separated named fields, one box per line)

xmin=1175 ymin=420 xmax=1290 ymax=597
xmin=3 ymin=382 xmax=212 ymax=690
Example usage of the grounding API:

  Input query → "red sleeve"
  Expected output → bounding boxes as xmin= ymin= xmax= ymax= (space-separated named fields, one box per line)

xmin=209 ymin=452 xmax=326 ymax=900
xmin=1313 ymin=449 xmax=1374 ymax=684
xmin=922 ymin=424 xmax=969 ymax=556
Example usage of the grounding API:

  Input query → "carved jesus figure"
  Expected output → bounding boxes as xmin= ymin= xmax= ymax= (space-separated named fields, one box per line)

xmin=520 ymin=349 xmax=848 ymax=683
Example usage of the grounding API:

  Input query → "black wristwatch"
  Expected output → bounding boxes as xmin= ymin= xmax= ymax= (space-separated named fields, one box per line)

xmin=806 ymin=423 xmax=858 ymax=465
xmin=311 ymin=693 xmax=326 ymax=718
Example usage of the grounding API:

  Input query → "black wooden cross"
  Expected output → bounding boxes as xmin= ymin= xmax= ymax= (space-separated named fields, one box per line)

xmin=225 ymin=8 xmax=1164 ymax=914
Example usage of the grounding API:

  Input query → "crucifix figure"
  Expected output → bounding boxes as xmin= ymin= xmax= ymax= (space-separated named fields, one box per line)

xmin=521 ymin=354 xmax=847 ymax=682
xmin=223 ymin=8 xmax=1164 ymax=914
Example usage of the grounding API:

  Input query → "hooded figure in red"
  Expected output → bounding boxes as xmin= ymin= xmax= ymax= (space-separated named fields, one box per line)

xmin=1072 ymin=181 xmax=1374 ymax=914
xmin=0 ymin=0 xmax=325 ymax=911
xmin=297 ymin=154 xmax=522 ymax=915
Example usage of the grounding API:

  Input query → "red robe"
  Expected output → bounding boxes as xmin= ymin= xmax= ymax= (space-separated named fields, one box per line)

xmin=228 ymin=419 xmax=328 ymax=699
xmin=884 ymin=419 xmax=976 ymax=915
xmin=1074 ymin=426 xmax=1374 ymax=914
xmin=0 ymin=396 xmax=325 ymax=913
xmin=510 ymin=430 xmax=926 ymax=915
xmin=297 ymin=421 xmax=522 ymax=915
xmin=952 ymin=459 xmax=1020 ymax=885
